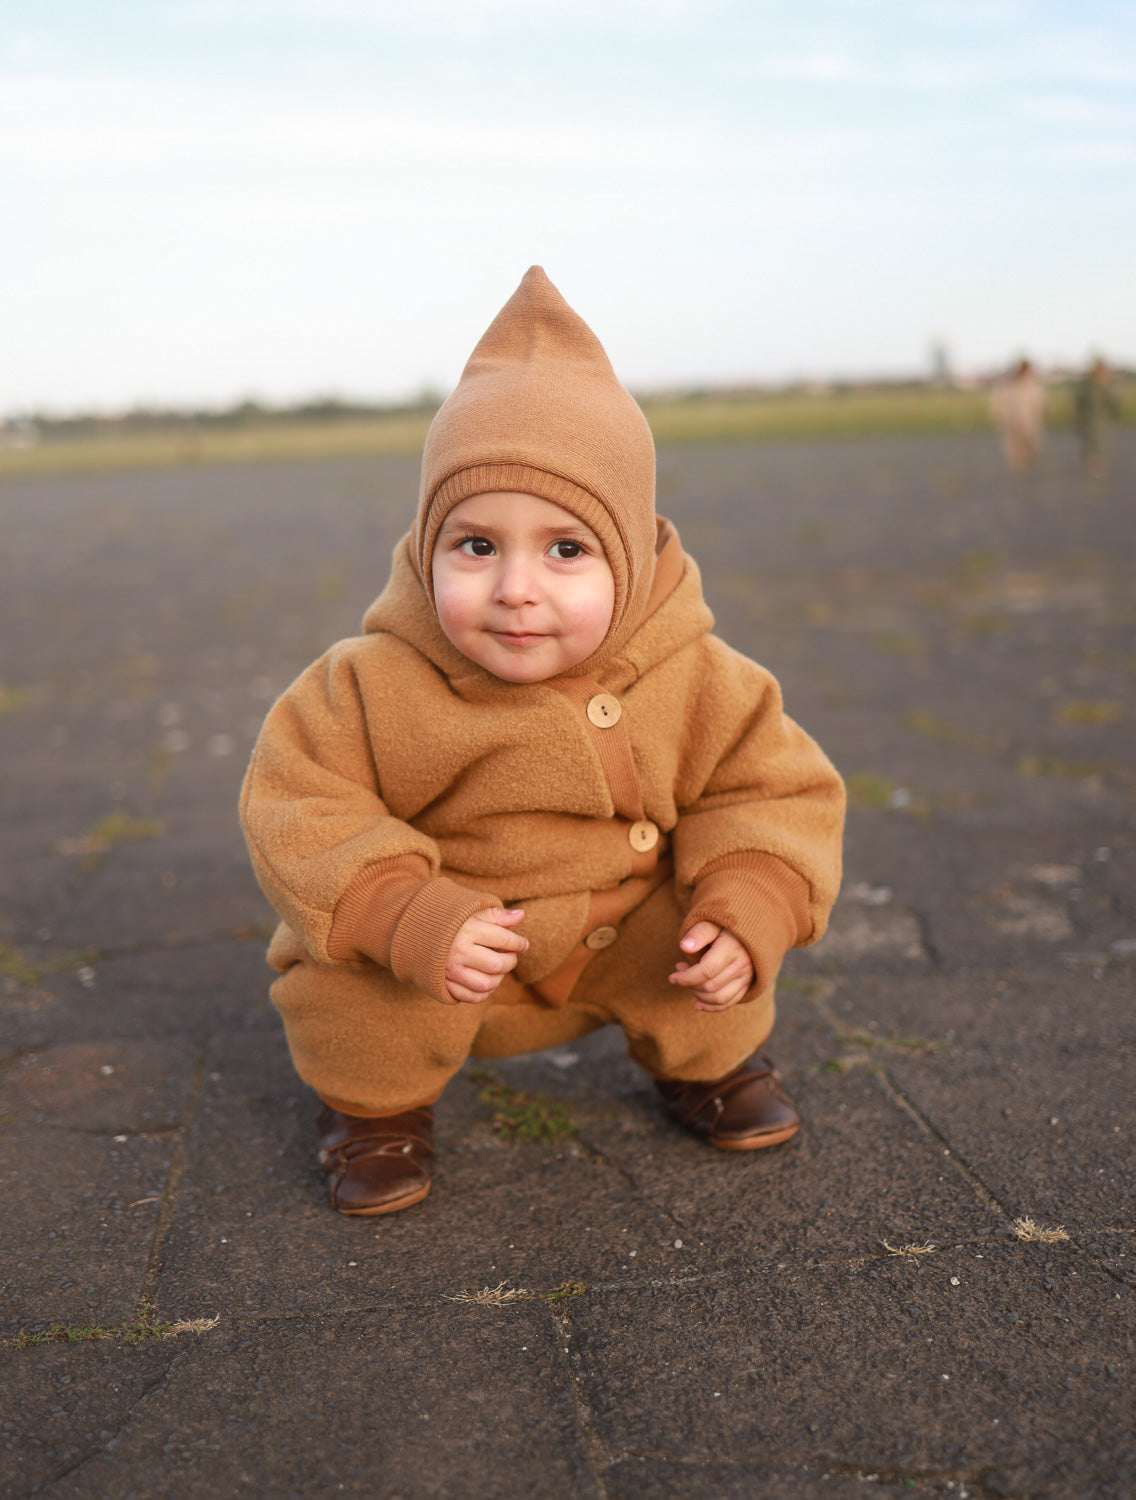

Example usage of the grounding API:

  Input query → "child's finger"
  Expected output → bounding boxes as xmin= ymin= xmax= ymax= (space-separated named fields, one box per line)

xmin=469 ymin=944 xmax=520 ymax=976
xmin=445 ymin=966 xmax=498 ymax=1002
xmin=464 ymin=915 xmax=529 ymax=953
xmin=457 ymin=962 xmax=502 ymax=991
xmin=678 ymin=919 xmax=721 ymax=955
xmin=669 ymin=960 xmax=713 ymax=988
xmin=694 ymin=953 xmax=751 ymax=992
xmin=670 ymin=947 xmax=730 ymax=988
xmin=694 ymin=991 xmax=743 ymax=1012
xmin=483 ymin=907 xmax=527 ymax=929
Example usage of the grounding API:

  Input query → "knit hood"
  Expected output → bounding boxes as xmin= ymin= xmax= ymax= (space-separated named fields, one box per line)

xmin=409 ymin=266 xmax=659 ymax=673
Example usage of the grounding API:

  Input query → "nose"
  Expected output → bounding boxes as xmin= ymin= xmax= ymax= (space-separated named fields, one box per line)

xmin=493 ymin=555 xmax=540 ymax=609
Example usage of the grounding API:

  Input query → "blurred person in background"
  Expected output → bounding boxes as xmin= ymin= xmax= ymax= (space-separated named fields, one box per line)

xmin=990 ymin=357 xmax=1046 ymax=473
xmin=1074 ymin=356 xmax=1118 ymax=480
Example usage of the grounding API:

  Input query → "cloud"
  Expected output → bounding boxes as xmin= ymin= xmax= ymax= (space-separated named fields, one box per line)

xmin=0 ymin=73 xmax=703 ymax=176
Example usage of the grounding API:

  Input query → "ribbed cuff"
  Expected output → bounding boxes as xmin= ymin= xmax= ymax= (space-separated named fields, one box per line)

xmin=328 ymin=855 xmax=432 ymax=965
xmin=389 ymin=878 xmax=504 ymax=1005
xmin=681 ymin=852 xmax=812 ymax=998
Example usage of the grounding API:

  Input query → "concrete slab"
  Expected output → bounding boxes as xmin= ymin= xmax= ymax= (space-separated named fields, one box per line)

xmin=0 ymin=1339 xmax=179 ymax=1495
xmin=0 ymin=1128 xmax=173 ymax=1335
xmin=42 ymin=1306 xmax=594 ymax=1500
xmin=0 ymin=1039 xmax=200 ymax=1334
xmin=568 ymin=1244 xmax=1136 ymax=1496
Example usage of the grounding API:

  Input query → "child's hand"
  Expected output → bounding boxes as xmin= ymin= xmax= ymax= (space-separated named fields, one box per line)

xmin=444 ymin=908 xmax=528 ymax=1004
xmin=669 ymin=921 xmax=754 ymax=1012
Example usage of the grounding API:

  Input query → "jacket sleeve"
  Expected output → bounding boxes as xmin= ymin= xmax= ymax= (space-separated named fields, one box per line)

xmin=238 ymin=641 xmax=501 ymax=1003
xmin=670 ymin=636 xmax=845 ymax=992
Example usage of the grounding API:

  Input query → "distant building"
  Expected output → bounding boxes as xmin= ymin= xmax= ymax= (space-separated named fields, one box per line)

xmin=928 ymin=339 xmax=953 ymax=387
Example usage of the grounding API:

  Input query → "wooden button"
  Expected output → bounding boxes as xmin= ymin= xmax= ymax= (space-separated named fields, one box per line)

xmin=584 ymin=925 xmax=619 ymax=951
xmin=628 ymin=820 xmax=659 ymax=852
xmin=586 ymin=693 xmax=622 ymax=728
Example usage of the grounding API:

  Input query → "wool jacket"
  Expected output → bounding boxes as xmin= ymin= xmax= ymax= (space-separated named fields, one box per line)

xmin=240 ymin=518 xmax=846 ymax=1010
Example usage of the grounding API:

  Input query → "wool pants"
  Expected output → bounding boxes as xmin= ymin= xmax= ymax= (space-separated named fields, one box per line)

xmin=268 ymin=879 xmax=777 ymax=1116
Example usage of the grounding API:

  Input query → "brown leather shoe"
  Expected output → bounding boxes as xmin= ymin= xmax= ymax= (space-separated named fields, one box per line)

xmin=655 ymin=1052 xmax=800 ymax=1151
xmin=316 ymin=1105 xmax=434 ymax=1215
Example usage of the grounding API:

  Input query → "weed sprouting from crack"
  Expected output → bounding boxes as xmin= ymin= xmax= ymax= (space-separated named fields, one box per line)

xmin=540 ymin=1279 xmax=587 ymax=1303
xmin=837 ymin=1032 xmax=946 ymax=1054
xmin=0 ymin=942 xmax=41 ymax=987
xmin=445 ymin=1279 xmax=586 ymax=1308
xmin=821 ymin=1031 xmax=945 ymax=1072
xmin=469 ymin=1068 xmax=578 ymax=1145
xmin=881 ymin=1240 xmax=937 ymax=1260
xmin=446 ymin=1282 xmax=533 ymax=1307
xmin=1012 ymin=1216 xmax=1070 ymax=1244
xmin=167 ymin=1316 xmax=222 ymax=1335
xmin=56 ymin=811 xmax=164 ymax=858
xmin=3 ymin=1313 xmax=219 ymax=1349
xmin=0 ymin=940 xmax=100 ymax=989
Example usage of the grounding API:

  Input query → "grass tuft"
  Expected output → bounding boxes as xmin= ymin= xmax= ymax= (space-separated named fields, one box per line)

xmin=445 ymin=1283 xmax=533 ymax=1307
xmin=445 ymin=1279 xmax=586 ymax=1307
xmin=881 ymin=1240 xmax=937 ymax=1259
xmin=873 ymin=629 xmax=923 ymax=656
xmin=1011 ymin=1217 xmax=1070 ymax=1244
xmin=902 ymin=709 xmax=991 ymax=753
xmin=167 ymin=1316 xmax=221 ymax=1336
xmin=1055 ymin=699 xmax=1121 ymax=726
xmin=845 ymin=772 xmax=896 ymax=809
xmin=1015 ymin=755 xmax=1108 ymax=782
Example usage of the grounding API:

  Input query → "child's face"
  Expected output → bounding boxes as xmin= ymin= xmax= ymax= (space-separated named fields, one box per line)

xmin=432 ymin=491 xmax=615 ymax=682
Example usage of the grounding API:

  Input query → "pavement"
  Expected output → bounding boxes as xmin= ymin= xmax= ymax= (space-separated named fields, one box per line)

xmin=0 ymin=430 xmax=1133 ymax=1499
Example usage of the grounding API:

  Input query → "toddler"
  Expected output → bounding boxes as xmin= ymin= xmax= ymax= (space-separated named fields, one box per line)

xmin=240 ymin=268 xmax=845 ymax=1215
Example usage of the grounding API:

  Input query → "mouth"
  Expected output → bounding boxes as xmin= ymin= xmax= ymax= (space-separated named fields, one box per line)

xmin=492 ymin=630 xmax=548 ymax=647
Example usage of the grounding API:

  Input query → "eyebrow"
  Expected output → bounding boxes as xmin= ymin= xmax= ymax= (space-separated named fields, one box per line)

xmin=439 ymin=517 xmax=598 ymax=543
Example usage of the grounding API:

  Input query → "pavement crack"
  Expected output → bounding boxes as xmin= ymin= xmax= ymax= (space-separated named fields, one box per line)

xmin=575 ymin=1128 xmax=697 ymax=1237
xmin=546 ymin=1300 xmax=610 ymax=1500
xmin=40 ymin=1344 xmax=191 ymax=1490
xmin=26 ymin=1122 xmax=185 ymax=1140
xmin=134 ymin=1041 xmax=209 ymax=1319
xmin=874 ymin=1064 xmax=1014 ymax=1221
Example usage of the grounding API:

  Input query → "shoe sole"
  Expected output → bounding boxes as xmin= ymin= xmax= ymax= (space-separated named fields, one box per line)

xmin=336 ymin=1182 xmax=431 ymax=1216
xmin=710 ymin=1122 xmax=800 ymax=1151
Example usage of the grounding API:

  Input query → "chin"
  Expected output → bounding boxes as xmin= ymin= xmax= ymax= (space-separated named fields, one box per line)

xmin=489 ymin=658 xmax=554 ymax=684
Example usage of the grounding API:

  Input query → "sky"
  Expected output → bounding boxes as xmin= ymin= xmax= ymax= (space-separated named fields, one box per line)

xmin=2 ymin=0 xmax=1134 ymax=414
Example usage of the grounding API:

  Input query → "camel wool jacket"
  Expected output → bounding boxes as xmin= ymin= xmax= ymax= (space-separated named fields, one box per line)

xmin=239 ymin=518 xmax=846 ymax=1011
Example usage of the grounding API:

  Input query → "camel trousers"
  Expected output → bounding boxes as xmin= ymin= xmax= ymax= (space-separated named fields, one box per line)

xmin=268 ymin=879 xmax=778 ymax=1117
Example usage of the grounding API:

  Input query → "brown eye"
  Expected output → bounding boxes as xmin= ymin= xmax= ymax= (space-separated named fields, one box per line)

xmin=550 ymin=540 xmax=583 ymax=559
xmin=460 ymin=536 xmax=495 ymax=557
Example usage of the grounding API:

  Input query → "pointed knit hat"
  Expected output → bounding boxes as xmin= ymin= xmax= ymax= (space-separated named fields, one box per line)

xmin=414 ymin=267 xmax=658 ymax=666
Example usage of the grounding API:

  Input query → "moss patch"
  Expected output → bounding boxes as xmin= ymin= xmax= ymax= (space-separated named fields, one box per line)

xmin=0 ymin=941 xmax=97 ymax=988
xmin=471 ymin=1069 xmax=579 ymax=1145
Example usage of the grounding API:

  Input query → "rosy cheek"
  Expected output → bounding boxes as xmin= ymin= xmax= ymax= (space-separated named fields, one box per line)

xmin=432 ymin=580 xmax=470 ymax=637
